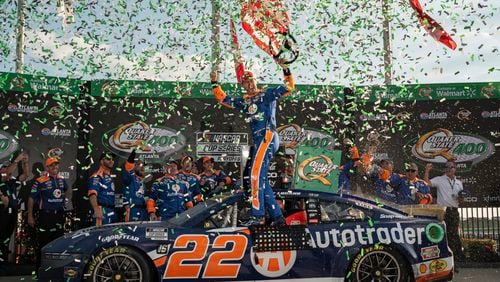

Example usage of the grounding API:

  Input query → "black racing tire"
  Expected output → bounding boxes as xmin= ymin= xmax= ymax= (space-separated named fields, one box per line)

xmin=83 ymin=246 xmax=154 ymax=282
xmin=346 ymin=245 xmax=410 ymax=282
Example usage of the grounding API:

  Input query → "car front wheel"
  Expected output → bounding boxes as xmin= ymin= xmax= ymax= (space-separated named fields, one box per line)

xmin=347 ymin=246 xmax=409 ymax=282
xmin=84 ymin=246 xmax=153 ymax=282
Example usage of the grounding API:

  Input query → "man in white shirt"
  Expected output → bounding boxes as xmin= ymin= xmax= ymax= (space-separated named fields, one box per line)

xmin=424 ymin=161 xmax=465 ymax=263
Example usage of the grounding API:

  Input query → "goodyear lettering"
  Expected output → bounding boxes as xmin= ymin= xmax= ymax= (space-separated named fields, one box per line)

xmin=99 ymin=234 xmax=140 ymax=243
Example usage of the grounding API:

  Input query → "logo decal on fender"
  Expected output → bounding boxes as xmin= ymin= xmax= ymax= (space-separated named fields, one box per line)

xmin=250 ymin=248 xmax=296 ymax=278
xmin=421 ymin=245 xmax=440 ymax=260
xmin=429 ymin=259 xmax=447 ymax=272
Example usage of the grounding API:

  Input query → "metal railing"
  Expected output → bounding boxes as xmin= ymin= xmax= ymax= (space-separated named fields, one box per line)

xmin=459 ymin=207 xmax=500 ymax=252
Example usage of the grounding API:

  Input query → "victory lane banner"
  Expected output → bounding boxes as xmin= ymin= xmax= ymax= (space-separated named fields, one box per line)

xmin=294 ymin=145 xmax=342 ymax=194
xmin=196 ymin=132 xmax=248 ymax=162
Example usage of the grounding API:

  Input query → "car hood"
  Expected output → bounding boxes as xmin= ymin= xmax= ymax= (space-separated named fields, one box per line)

xmin=43 ymin=221 xmax=173 ymax=254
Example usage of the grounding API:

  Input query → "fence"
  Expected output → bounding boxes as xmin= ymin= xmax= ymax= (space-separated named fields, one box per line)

xmin=460 ymin=207 xmax=500 ymax=252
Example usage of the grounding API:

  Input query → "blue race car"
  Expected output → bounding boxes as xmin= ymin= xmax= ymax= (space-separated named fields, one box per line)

xmin=40 ymin=190 xmax=454 ymax=282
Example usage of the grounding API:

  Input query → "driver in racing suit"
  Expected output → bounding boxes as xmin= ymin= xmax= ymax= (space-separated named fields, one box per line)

xmin=210 ymin=62 xmax=294 ymax=226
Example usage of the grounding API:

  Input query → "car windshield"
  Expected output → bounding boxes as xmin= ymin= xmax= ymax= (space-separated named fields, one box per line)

xmin=166 ymin=193 xmax=236 ymax=226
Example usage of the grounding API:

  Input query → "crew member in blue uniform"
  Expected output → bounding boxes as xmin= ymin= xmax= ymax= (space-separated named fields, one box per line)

xmin=177 ymin=155 xmax=202 ymax=204
xmin=27 ymin=157 xmax=69 ymax=275
xmin=378 ymin=162 xmax=432 ymax=205
xmin=88 ymin=152 xmax=117 ymax=226
xmin=199 ymin=156 xmax=232 ymax=198
xmin=147 ymin=161 xmax=193 ymax=221
xmin=211 ymin=61 xmax=294 ymax=226
xmin=122 ymin=149 xmax=148 ymax=221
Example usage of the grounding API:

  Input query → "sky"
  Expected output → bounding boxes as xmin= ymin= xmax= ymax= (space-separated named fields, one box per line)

xmin=0 ymin=0 xmax=498 ymax=86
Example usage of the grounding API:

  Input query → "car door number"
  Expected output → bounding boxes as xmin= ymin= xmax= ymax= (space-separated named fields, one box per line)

xmin=164 ymin=234 xmax=248 ymax=279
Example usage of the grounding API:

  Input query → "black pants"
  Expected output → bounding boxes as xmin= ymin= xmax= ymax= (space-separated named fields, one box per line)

xmin=36 ymin=210 xmax=65 ymax=274
xmin=0 ymin=208 xmax=17 ymax=267
xmin=445 ymin=207 xmax=464 ymax=261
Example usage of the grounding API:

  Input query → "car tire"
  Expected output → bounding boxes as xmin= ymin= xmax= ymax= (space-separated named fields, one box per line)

xmin=346 ymin=245 xmax=410 ymax=282
xmin=83 ymin=246 xmax=153 ymax=282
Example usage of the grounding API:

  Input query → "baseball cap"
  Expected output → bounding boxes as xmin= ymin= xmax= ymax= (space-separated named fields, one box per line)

xmin=45 ymin=157 xmax=60 ymax=167
xmin=202 ymin=157 xmax=214 ymax=163
xmin=99 ymin=151 xmax=116 ymax=160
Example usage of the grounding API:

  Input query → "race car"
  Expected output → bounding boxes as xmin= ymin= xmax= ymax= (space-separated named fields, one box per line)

xmin=39 ymin=190 xmax=454 ymax=281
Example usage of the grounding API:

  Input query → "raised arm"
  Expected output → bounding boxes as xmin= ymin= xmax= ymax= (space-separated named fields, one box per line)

xmin=281 ymin=67 xmax=295 ymax=97
xmin=210 ymin=71 xmax=244 ymax=110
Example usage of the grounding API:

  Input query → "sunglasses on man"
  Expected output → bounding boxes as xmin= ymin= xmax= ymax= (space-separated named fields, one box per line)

xmin=406 ymin=169 xmax=417 ymax=173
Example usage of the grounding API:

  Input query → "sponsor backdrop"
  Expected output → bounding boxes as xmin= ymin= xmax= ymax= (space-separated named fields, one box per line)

xmin=1 ymin=72 xmax=498 ymax=208
xmin=352 ymin=83 xmax=500 ymax=207
xmin=87 ymin=79 xmax=344 ymax=194
xmin=0 ymin=72 xmax=82 ymax=206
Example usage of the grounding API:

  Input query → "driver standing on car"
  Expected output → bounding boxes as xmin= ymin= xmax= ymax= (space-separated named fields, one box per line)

xmin=147 ymin=161 xmax=193 ymax=221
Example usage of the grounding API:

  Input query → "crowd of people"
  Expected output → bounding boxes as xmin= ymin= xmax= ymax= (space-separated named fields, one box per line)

xmin=337 ymin=139 xmax=466 ymax=262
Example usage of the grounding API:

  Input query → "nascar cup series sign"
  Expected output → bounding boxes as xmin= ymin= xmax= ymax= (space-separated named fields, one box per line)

xmin=0 ymin=130 xmax=19 ymax=160
xmin=408 ymin=128 xmax=494 ymax=169
xmin=103 ymin=121 xmax=186 ymax=162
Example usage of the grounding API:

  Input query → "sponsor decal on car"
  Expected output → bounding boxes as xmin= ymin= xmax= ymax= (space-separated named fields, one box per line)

xmin=421 ymin=245 xmax=440 ymax=260
xmin=145 ymin=228 xmax=169 ymax=240
xmin=429 ymin=259 xmax=447 ymax=272
xmin=63 ymin=266 xmax=79 ymax=278
xmin=250 ymin=248 xmax=297 ymax=278
xmin=308 ymin=223 xmax=426 ymax=248
xmin=99 ymin=234 xmax=140 ymax=243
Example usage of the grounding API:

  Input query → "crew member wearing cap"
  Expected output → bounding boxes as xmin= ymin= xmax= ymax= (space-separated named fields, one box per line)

xmin=177 ymin=155 xmax=202 ymax=204
xmin=122 ymin=149 xmax=148 ymax=222
xmin=0 ymin=152 xmax=28 ymax=274
xmin=88 ymin=152 xmax=117 ymax=226
xmin=147 ymin=161 xmax=193 ymax=221
xmin=27 ymin=157 xmax=69 ymax=275
xmin=210 ymin=60 xmax=293 ymax=226
xmin=199 ymin=157 xmax=232 ymax=198
xmin=383 ymin=162 xmax=433 ymax=205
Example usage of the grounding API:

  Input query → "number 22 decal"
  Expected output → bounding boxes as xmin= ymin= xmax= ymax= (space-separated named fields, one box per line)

xmin=164 ymin=234 xmax=248 ymax=279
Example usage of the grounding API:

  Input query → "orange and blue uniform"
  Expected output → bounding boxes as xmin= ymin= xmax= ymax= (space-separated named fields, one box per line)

xmin=212 ymin=71 xmax=294 ymax=220
xmin=147 ymin=176 xmax=193 ymax=220
xmin=122 ymin=161 xmax=148 ymax=221
xmin=30 ymin=175 xmax=68 ymax=211
xmin=199 ymin=169 xmax=231 ymax=198
xmin=88 ymin=168 xmax=117 ymax=225
xmin=177 ymin=170 xmax=202 ymax=203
